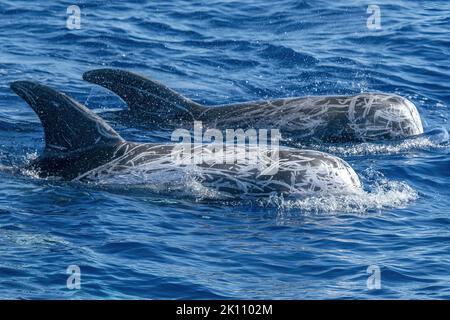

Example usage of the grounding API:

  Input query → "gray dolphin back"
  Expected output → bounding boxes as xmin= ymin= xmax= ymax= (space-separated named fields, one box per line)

xmin=83 ymin=69 xmax=424 ymax=143
xmin=83 ymin=69 xmax=205 ymax=123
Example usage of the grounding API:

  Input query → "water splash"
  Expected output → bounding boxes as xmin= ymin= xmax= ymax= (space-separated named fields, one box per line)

xmin=293 ymin=128 xmax=449 ymax=157
xmin=272 ymin=179 xmax=417 ymax=215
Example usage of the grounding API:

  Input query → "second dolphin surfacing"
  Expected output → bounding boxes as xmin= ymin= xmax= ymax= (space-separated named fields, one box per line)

xmin=83 ymin=69 xmax=424 ymax=143
xmin=10 ymin=81 xmax=362 ymax=200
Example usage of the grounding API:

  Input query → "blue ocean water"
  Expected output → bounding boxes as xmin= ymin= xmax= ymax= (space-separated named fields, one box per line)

xmin=0 ymin=0 xmax=449 ymax=299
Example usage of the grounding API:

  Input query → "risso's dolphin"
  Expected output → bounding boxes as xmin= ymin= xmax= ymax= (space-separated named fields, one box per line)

xmin=10 ymin=81 xmax=362 ymax=199
xmin=83 ymin=69 xmax=424 ymax=143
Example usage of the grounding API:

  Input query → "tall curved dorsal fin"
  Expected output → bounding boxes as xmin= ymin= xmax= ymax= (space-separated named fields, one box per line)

xmin=10 ymin=81 xmax=124 ymax=156
xmin=83 ymin=69 xmax=205 ymax=121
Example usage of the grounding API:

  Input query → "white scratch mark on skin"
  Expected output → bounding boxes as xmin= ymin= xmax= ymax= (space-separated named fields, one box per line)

xmin=199 ymin=93 xmax=423 ymax=142
xmin=72 ymin=144 xmax=362 ymax=200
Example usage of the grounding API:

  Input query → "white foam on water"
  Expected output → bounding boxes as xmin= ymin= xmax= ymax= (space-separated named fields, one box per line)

xmin=272 ymin=179 xmax=417 ymax=215
xmin=294 ymin=129 xmax=449 ymax=157
xmin=0 ymin=229 xmax=71 ymax=247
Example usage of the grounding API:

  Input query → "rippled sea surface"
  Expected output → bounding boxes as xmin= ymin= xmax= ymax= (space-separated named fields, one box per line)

xmin=1 ymin=0 xmax=450 ymax=299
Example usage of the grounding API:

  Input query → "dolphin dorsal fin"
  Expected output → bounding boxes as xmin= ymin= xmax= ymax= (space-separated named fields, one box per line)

xmin=83 ymin=69 xmax=205 ymax=121
xmin=11 ymin=81 xmax=124 ymax=156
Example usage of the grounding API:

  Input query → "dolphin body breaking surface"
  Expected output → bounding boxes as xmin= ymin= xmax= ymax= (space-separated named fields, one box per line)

xmin=83 ymin=69 xmax=424 ymax=143
xmin=10 ymin=81 xmax=362 ymax=200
